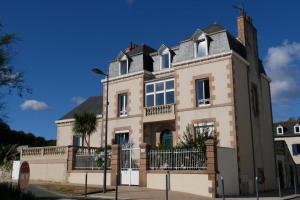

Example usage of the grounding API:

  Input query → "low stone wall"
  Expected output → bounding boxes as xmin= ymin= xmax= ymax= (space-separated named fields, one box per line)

xmin=67 ymin=171 xmax=111 ymax=186
xmin=147 ymin=171 xmax=212 ymax=197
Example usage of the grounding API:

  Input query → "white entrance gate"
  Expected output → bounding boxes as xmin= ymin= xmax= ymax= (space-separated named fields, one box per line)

xmin=120 ymin=146 xmax=140 ymax=185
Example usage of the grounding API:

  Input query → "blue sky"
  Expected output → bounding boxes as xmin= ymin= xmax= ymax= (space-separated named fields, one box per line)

xmin=1 ymin=0 xmax=300 ymax=140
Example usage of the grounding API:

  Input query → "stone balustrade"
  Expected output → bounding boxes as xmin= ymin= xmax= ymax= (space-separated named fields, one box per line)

xmin=21 ymin=146 xmax=68 ymax=159
xmin=144 ymin=104 xmax=175 ymax=122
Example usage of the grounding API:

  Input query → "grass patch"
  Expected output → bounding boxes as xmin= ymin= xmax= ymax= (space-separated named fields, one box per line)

xmin=36 ymin=183 xmax=103 ymax=196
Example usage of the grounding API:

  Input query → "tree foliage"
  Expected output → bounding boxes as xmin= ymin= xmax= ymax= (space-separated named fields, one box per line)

xmin=0 ymin=120 xmax=55 ymax=147
xmin=72 ymin=112 xmax=98 ymax=149
xmin=177 ymin=124 xmax=217 ymax=151
xmin=0 ymin=22 xmax=27 ymax=96
xmin=0 ymin=144 xmax=18 ymax=171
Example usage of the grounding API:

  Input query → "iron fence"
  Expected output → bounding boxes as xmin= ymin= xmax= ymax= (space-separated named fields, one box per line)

xmin=148 ymin=148 xmax=206 ymax=170
xmin=74 ymin=147 xmax=111 ymax=170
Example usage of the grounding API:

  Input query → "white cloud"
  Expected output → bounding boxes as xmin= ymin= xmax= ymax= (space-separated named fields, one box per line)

xmin=265 ymin=41 xmax=300 ymax=102
xmin=20 ymin=100 xmax=49 ymax=111
xmin=71 ymin=96 xmax=85 ymax=106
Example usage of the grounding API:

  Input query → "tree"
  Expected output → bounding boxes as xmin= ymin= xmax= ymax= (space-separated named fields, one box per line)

xmin=72 ymin=112 xmax=98 ymax=150
xmin=178 ymin=124 xmax=217 ymax=151
xmin=0 ymin=144 xmax=18 ymax=171
xmin=0 ymin=22 xmax=28 ymax=119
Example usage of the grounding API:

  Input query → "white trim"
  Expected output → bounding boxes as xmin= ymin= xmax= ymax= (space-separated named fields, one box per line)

xmin=119 ymin=56 xmax=129 ymax=76
xmin=277 ymin=125 xmax=284 ymax=135
xmin=294 ymin=124 xmax=300 ymax=134
xmin=194 ymin=34 xmax=208 ymax=58
xmin=194 ymin=122 xmax=214 ymax=136
xmin=55 ymin=114 xmax=103 ymax=124
xmin=196 ymin=79 xmax=210 ymax=107
xmin=115 ymin=130 xmax=130 ymax=134
xmin=145 ymin=78 xmax=175 ymax=106
xmin=160 ymin=49 xmax=172 ymax=69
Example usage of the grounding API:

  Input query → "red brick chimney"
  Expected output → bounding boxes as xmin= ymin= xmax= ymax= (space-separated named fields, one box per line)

xmin=237 ymin=10 xmax=259 ymax=59
xmin=128 ymin=42 xmax=138 ymax=51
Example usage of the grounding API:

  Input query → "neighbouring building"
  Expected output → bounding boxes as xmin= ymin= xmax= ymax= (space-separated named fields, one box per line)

xmin=274 ymin=119 xmax=300 ymax=189
xmin=21 ymin=11 xmax=277 ymax=198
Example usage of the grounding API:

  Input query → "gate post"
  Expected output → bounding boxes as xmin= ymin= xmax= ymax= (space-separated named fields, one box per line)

xmin=205 ymin=139 xmax=218 ymax=198
xmin=111 ymin=144 xmax=121 ymax=186
xmin=67 ymin=146 xmax=76 ymax=172
xmin=140 ymin=143 xmax=150 ymax=187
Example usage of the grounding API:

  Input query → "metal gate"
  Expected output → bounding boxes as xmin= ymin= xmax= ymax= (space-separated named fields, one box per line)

xmin=120 ymin=146 xmax=140 ymax=185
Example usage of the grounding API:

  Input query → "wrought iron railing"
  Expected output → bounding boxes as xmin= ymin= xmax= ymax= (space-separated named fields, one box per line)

xmin=148 ymin=148 xmax=207 ymax=170
xmin=74 ymin=147 xmax=111 ymax=170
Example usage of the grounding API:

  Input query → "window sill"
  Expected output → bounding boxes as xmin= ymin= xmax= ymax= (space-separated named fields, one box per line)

xmin=197 ymin=104 xmax=211 ymax=108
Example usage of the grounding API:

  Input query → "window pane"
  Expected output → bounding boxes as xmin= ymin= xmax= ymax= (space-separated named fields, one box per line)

xmin=156 ymin=82 xmax=164 ymax=92
xmin=120 ymin=60 xmax=127 ymax=75
xmin=119 ymin=94 xmax=127 ymax=116
xmin=166 ymin=80 xmax=174 ymax=90
xmin=156 ymin=93 xmax=164 ymax=105
xmin=197 ymin=40 xmax=207 ymax=57
xmin=160 ymin=130 xmax=173 ymax=147
xmin=146 ymin=84 xmax=154 ymax=93
xmin=204 ymin=79 xmax=210 ymax=99
xmin=166 ymin=91 xmax=174 ymax=104
xmin=161 ymin=53 xmax=170 ymax=69
xmin=115 ymin=133 xmax=129 ymax=145
xmin=196 ymin=80 xmax=204 ymax=104
xmin=146 ymin=95 xmax=154 ymax=107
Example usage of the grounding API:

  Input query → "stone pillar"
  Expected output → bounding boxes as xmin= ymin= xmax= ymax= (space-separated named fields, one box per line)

xmin=139 ymin=143 xmax=150 ymax=187
xmin=67 ymin=146 xmax=76 ymax=172
xmin=111 ymin=144 xmax=121 ymax=186
xmin=205 ymin=139 xmax=218 ymax=198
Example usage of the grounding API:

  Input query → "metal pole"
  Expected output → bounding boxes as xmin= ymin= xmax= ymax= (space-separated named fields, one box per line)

xmin=85 ymin=172 xmax=88 ymax=197
xmin=294 ymin=174 xmax=297 ymax=194
xmin=103 ymin=74 xmax=109 ymax=193
xmin=278 ymin=176 xmax=282 ymax=197
xmin=255 ymin=176 xmax=259 ymax=200
xmin=165 ymin=172 xmax=169 ymax=200
xmin=221 ymin=176 xmax=225 ymax=200
xmin=115 ymin=174 xmax=119 ymax=200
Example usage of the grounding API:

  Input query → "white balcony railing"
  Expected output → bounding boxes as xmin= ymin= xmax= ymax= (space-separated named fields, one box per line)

xmin=21 ymin=146 xmax=68 ymax=158
xmin=144 ymin=104 xmax=175 ymax=122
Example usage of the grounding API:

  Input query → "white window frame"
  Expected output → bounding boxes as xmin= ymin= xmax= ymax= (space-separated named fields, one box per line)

xmin=194 ymin=122 xmax=214 ymax=136
xmin=194 ymin=34 xmax=208 ymax=58
xmin=73 ymin=135 xmax=82 ymax=146
xmin=145 ymin=78 xmax=175 ymax=107
xmin=294 ymin=124 xmax=300 ymax=134
xmin=115 ymin=130 xmax=129 ymax=145
xmin=118 ymin=93 xmax=128 ymax=117
xmin=119 ymin=56 xmax=129 ymax=75
xmin=196 ymin=79 xmax=210 ymax=107
xmin=160 ymin=49 xmax=171 ymax=69
xmin=277 ymin=125 xmax=284 ymax=135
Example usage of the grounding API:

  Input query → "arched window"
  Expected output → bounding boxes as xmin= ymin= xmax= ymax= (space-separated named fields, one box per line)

xmin=194 ymin=34 xmax=208 ymax=58
xmin=160 ymin=129 xmax=173 ymax=147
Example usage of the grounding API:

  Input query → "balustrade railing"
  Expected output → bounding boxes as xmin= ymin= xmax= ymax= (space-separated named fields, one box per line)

xmin=144 ymin=104 xmax=174 ymax=117
xmin=21 ymin=146 xmax=68 ymax=157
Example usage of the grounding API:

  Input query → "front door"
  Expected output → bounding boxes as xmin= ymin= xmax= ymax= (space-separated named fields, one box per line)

xmin=120 ymin=146 xmax=140 ymax=185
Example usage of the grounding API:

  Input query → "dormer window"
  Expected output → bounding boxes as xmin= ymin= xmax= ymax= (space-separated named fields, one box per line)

xmin=119 ymin=59 xmax=128 ymax=75
xmin=295 ymin=124 xmax=300 ymax=134
xmin=277 ymin=125 xmax=284 ymax=135
xmin=159 ymin=47 xmax=172 ymax=69
xmin=194 ymin=33 xmax=208 ymax=58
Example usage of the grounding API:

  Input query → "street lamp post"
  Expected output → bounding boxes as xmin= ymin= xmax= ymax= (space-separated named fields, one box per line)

xmin=92 ymin=68 xmax=109 ymax=193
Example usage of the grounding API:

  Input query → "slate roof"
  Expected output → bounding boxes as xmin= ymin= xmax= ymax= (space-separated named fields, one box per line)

xmin=126 ymin=44 xmax=156 ymax=57
xmin=59 ymin=96 xmax=102 ymax=120
xmin=273 ymin=119 xmax=300 ymax=137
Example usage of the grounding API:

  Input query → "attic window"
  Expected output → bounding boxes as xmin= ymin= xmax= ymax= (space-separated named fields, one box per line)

xmin=194 ymin=35 xmax=208 ymax=58
xmin=295 ymin=124 xmax=300 ymax=134
xmin=119 ymin=59 xmax=128 ymax=75
xmin=277 ymin=126 xmax=284 ymax=135
xmin=161 ymin=49 xmax=171 ymax=69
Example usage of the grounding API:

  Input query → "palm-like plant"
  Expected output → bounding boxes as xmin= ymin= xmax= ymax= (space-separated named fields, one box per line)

xmin=0 ymin=144 xmax=18 ymax=171
xmin=72 ymin=112 xmax=98 ymax=150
